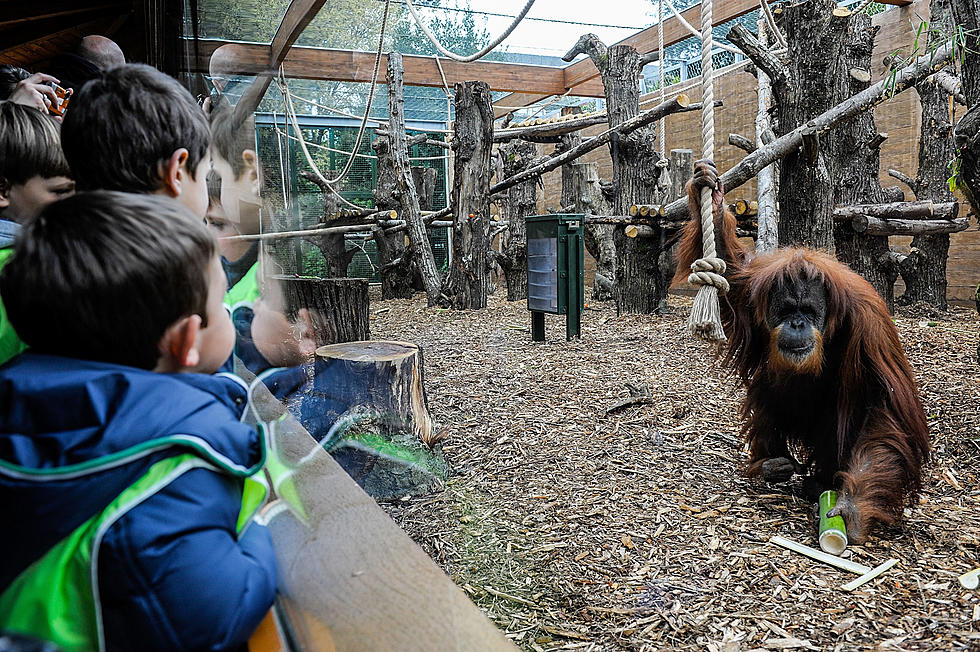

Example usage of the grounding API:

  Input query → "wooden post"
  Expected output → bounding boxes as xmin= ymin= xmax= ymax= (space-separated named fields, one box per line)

xmin=385 ymin=52 xmax=442 ymax=306
xmin=828 ymin=10 xmax=898 ymax=311
xmin=755 ymin=8 xmax=778 ymax=254
xmin=441 ymin=81 xmax=493 ymax=310
xmin=371 ymin=135 xmax=414 ymax=299
xmin=277 ymin=276 xmax=370 ymax=344
xmin=561 ymin=146 xmax=615 ymax=301
xmin=495 ymin=139 xmax=535 ymax=301
xmin=564 ymin=34 xmax=669 ymax=314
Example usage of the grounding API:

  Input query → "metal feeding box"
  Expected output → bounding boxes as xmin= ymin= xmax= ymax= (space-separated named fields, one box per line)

xmin=525 ymin=214 xmax=585 ymax=341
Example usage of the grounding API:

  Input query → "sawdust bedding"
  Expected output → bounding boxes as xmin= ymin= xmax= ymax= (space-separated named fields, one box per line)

xmin=373 ymin=290 xmax=980 ymax=651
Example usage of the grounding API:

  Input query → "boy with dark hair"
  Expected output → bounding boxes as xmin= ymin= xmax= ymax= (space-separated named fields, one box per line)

xmin=0 ymin=191 xmax=277 ymax=650
xmin=0 ymin=101 xmax=73 ymax=364
xmin=61 ymin=64 xmax=210 ymax=217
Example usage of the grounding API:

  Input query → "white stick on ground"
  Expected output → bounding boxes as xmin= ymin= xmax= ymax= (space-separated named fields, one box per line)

xmin=770 ymin=536 xmax=871 ymax=575
xmin=841 ymin=558 xmax=900 ymax=592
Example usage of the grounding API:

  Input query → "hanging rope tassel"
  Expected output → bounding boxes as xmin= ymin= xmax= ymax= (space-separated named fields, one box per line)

xmin=687 ymin=0 xmax=727 ymax=343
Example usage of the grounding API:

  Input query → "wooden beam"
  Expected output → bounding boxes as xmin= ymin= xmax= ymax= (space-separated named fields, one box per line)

xmin=270 ymin=0 xmax=328 ymax=68
xmin=0 ymin=17 xmax=115 ymax=66
xmin=202 ymin=41 xmax=606 ymax=96
xmin=0 ymin=2 xmax=127 ymax=29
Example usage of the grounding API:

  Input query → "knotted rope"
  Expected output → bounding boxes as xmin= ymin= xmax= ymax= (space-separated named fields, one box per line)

xmin=687 ymin=0 xmax=727 ymax=343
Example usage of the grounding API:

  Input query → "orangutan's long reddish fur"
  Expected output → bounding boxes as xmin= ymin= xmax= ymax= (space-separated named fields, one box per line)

xmin=673 ymin=180 xmax=930 ymax=543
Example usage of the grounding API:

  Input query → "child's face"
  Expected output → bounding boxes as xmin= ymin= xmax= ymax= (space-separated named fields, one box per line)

xmin=251 ymin=277 xmax=308 ymax=368
xmin=205 ymin=199 xmax=244 ymax=261
xmin=0 ymin=175 xmax=74 ymax=223
xmin=179 ymin=156 xmax=211 ymax=219
xmin=211 ymin=150 xmax=261 ymax=235
xmin=192 ymin=254 xmax=237 ymax=373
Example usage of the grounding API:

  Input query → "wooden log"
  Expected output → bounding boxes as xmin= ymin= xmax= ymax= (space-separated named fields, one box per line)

xmin=314 ymin=340 xmax=434 ymax=446
xmin=663 ymin=37 xmax=957 ymax=221
xmin=850 ymin=216 xmax=969 ymax=236
xmin=584 ymin=215 xmax=658 ymax=226
xmin=882 ymin=186 xmax=906 ymax=203
xmin=932 ymin=69 xmax=966 ymax=105
xmin=625 ymin=224 xmax=655 ymax=238
xmin=833 ymin=200 xmax=958 ymax=221
xmin=277 ymin=276 xmax=369 ymax=345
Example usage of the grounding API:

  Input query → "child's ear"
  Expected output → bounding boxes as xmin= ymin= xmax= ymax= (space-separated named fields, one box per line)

xmin=295 ymin=308 xmax=320 ymax=358
xmin=160 ymin=149 xmax=191 ymax=198
xmin=155 ymin=314 xmax=202 ymax=372
xmin=242 ymin=149 xmax=260 ymax=191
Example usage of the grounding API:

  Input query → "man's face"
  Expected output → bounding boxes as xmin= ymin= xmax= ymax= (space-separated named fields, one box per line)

xmin=191 ymin=254 xmax=236 ymax=373
xmin=0 ymin=175 xmax=74 ymax=223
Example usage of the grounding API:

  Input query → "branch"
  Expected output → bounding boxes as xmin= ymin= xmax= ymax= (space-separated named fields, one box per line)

xmin=888 ymin=168 xmax=920 ymax=196
xmin=729 ymin=133 xmax=757 ymax=153
xmin=562 ymin=33 xmax=607 ymax=65
xmin=663 ymin=39 xmax=956 ymax=220
xmin=932 ymin=69 xmax=967 ymax=105
xmin=727 ymin=24 xmax=789 ymax=89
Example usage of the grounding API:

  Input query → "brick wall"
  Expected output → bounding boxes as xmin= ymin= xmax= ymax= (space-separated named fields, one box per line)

xmin=534 ymin=0 xmax=979 ymax=304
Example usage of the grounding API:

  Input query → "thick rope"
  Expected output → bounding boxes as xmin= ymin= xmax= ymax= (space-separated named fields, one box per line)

xmin=403 ymin=0 xmax=537 ymax=63
xmin=662 ymin=0 xmax=742 ymax=54
xmin=658 ymin=0 xmax=666 ymax=160
xmin=279 ymin=0 xmax=390 ymax=188
xmin=688 ymin=0 xmax=727 ymax=343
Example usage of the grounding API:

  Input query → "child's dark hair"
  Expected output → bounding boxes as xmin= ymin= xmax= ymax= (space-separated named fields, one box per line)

xmin=208 ymin=92 xmax=256 ymax=179
xmin=61 ymin=64 xmax=209 ymax=193
xmin=0 ymin=102 xmax=70 ymax=187
xmin=0 ymin=191 xmax=215 ymax=370
xmin=0 ymin=65 xmax=30 ymax=100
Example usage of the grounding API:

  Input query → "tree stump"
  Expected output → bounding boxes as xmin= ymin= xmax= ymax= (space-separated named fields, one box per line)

xmin=278 ymin=276 xmax=369 ymax=344
xmin=312 ymin=340 xmax=445 ymax=501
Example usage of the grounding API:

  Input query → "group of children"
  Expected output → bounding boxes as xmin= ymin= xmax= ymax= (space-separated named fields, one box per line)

xmin=0 ymin=61 xmax=296 ymax=650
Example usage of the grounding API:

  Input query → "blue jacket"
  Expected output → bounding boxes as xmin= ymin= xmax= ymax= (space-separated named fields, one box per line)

xmin=0 ymin=354 xmax=277 ymax=651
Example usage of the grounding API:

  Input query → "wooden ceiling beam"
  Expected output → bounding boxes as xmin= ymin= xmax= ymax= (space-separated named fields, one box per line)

xmin=269 ymin=0 xmax=328 ymax=68
xmin=0 ymin=2 xmax=127 ymax=29
xmin=198 ymin=40 xmax=606 ymax=96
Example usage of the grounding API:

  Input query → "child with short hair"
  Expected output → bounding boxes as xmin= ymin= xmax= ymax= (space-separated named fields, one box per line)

xmin=0 ymin=191 xmax=277 ymax=650
xmin=0 ymin=101 xmax=74 ymax=364
xmin=61 ymin=64 xmax=210 ymax=217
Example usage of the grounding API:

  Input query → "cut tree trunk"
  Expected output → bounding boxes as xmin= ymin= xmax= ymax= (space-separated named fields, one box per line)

xmin=312 ymin=340 xmax=444 ymax=500
xmin=384 ymin=52 xmax=442 ymax=306
xmin=562 ymin=158 xmax=615 ymax=301
xmin=951 ymin=0 xmax=980 ymax=105
xmin=299 ymin=171 xmax=358 ymax=278
xmin=829 ymin=11 xmax=897 ymax=309
xmin=776 ymin=0 xmax=850 ymax=251
xmin=277 ymin=276 xmax=370 ymax=344
xmin=371 ymin=134 xmax=414 ymax=299
xmin=441 ymin=81 xmax=493 ymax=310
xmin=564 ymin=34 xmax=668 ymax=314
xmin=497 ymin=138 xmax=535 ymax=301
xmin=411 ymin=166 xmax=437 ymax=211
xmin=755 ymin=9 xmax=778 ymax=254
xmin=897 ymin=0 xmax=959 ymax=311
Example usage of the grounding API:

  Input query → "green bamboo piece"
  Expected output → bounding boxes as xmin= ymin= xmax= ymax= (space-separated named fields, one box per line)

xmin=818 ymin=490 xmax=848 ymax=555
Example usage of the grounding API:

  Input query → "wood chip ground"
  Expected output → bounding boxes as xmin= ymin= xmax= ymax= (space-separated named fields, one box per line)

xmin=373 ymin=290 xmax=980 ymax=651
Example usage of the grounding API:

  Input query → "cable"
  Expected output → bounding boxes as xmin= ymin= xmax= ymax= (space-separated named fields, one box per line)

xmin=402 ymin=0 xmax=537 ymax=62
